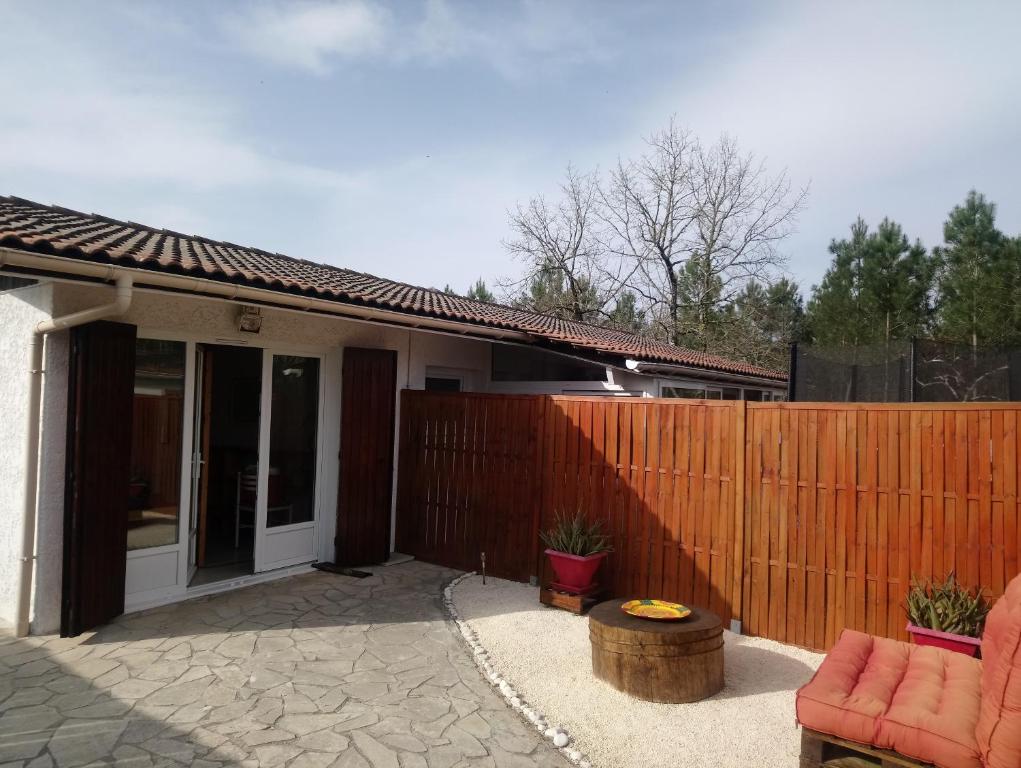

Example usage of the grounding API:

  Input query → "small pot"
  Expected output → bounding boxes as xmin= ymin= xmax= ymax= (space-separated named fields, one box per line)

xmin=906 ymin=622 xmax=982 ymax=657
xmin=544 ymin=549 xmax=608 ymax=595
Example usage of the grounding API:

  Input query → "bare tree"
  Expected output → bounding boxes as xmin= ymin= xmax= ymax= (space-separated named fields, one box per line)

xmin=603 ymin=120 xmax=806 ymax=349
xmin=600 ymin=120 xmax=696 ymax=342
xmin=502 ymin=166 xmax=617 ymax=322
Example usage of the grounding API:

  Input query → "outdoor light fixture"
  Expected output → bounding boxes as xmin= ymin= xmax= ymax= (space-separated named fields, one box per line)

xmin=237 ymin=305 xmax=262 ymax=333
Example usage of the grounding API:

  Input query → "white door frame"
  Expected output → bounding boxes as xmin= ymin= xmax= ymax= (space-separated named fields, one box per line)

xmin=123 ymin=335 xmax=196 ymax=609
xmin=253 ymin=348 xmax=327 ymax=572
xmin=124 ymin=328 xmax=329 ymax=611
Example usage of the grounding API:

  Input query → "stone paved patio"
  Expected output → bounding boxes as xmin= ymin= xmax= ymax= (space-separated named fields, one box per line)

xmin=0 ymin=562 xmax=570 ymax=768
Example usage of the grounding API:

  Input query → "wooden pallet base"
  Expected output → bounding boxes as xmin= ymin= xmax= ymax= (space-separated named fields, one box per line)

xmin=800 ymin=728 xmax=932 ymax=768
xmin=539 ymin=587 xmax=603 ymax=615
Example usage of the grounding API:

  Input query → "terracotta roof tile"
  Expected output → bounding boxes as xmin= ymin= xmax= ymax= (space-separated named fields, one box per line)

xmin=0 ymin=195 xmax=785 ymax=381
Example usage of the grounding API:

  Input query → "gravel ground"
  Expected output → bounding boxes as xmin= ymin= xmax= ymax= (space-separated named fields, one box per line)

xmin=452 ymin=575 xmax=825 ymax=768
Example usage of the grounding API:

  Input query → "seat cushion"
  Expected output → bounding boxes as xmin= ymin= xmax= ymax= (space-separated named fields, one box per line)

xmin=875 ymin=643 xmax=982 ymax=768
xmin=797 ymin=629 xmax=982 ymax=768
xmin=796 ymin=630 xmax=909 ymax=746
xmin=977 ymin=574 xmax=1021 ymax=768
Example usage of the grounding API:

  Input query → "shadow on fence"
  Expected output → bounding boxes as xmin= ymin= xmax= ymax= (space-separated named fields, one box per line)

xmin=395 ymin=391 xmax=1021 ymax=652
xmin=394 ymin=393 xmax=736 ymax=625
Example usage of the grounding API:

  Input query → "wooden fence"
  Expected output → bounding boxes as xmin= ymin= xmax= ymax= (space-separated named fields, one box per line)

xmin=394 ymin=391 xmax=1021 ymax=650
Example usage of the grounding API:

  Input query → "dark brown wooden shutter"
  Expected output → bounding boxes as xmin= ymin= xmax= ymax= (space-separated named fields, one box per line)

xmin=62 ymin=320 xmax=136 ymax=636
xmin=336 ymin=347 xmax=397 ymax=566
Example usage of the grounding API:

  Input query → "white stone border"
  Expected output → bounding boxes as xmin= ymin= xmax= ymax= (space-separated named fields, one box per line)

xmin=443 ymin=573 xmax=592 ymax=768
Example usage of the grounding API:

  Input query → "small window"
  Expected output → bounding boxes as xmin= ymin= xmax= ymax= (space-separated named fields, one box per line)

xmin=743 ymin=390 xmax=764 ymax=402
xmin=661 ymin=386 xmax=706 ymax=399
xmin=0 ymin=275 xmax=37 ymax=292
xmin=425 ymin=376 xmax=461 ymax=393
xmin=721 ymin=387 xmax=741 ymax=400
xmin=492 ymin=345 xmax=605 ymax=382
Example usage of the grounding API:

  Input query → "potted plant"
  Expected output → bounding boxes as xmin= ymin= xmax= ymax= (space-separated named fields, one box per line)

xmin=540 ymin=513 xmax=613 ymax=595
xmin=905 ymin=572 xmax=989 ymax=657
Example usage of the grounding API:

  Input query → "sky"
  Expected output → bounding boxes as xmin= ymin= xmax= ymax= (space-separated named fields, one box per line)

xmin=2 ymin=1 xmax=1020 ymax=299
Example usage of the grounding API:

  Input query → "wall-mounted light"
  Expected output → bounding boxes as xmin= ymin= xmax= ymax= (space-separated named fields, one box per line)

xmin=238 ymin=305 xmax=263 ymax=334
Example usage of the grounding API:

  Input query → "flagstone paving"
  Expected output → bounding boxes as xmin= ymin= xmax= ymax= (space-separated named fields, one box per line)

xmin=0 ymin=562 xmax=569 ymax=768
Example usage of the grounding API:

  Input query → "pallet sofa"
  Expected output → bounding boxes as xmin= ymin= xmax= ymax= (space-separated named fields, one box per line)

xmin=795 ymin=575 xmax=1021 ymax=768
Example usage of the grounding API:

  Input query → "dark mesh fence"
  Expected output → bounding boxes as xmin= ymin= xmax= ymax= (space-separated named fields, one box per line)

xmin=790 ymin=341 xmax=1021 ymax=402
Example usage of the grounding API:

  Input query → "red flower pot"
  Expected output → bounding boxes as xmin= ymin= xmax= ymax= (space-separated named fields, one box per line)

xmin=906 ymin=623 xmax=982 ymax=657
xmin=545 ymin=549 xmax=608 ymax=595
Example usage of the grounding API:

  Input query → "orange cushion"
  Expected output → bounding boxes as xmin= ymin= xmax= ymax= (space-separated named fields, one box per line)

xmin=797 ymin=630 xmax=982 ymax=768
xmin=977 ymin=575 xmax=1021 ymax=768
xmin=876 ymin=644 xmax=982 ymax=768
xmin=796 ymin=630 xmax=909 ymax=745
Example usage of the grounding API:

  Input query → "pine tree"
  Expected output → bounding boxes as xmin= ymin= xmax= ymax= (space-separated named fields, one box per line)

xmin=861 ymin=219 xmax=932 ymax=342
xmin=934 ymin=191 xmax=1014 ymax=347
xmin=673 ymin=254 xmax=725 ymax=350
xmin=465 ymin=278 xmax=495 ymax=303
xmin=512 ymin=259 xmax=602 ymax=322
xmin=805 ymin=219 xmax=869 ymax=346
xmin=724 ymin=279 xmax=804 ymax=370
xmin=605 ymin=291 xmax=647 ymax=335
xmin=806 ymin=218 xmax=932 ymax=346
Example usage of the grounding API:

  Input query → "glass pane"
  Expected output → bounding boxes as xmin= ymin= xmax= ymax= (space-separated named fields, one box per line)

xmin=662 ymin=386 xmax=706 ymax=399
xmin=425 ymin=376 xmax=461 ymax=392
xmin=128 ymin=339 xmax=186 ymax=551
xmin=268 ymin=355 xmax=320 ymax=527
xmin=721 ymin=387 xmax=741 ymax=400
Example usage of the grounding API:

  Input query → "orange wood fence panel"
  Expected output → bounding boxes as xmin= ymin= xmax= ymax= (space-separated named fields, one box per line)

xmin=742 ymin=402 xmax=1021 ymax=649
xmin=395 ymin=392 xmax=542 ymax=581
xmin=395 ymin=391 xmax=742 ymax=623
xmin=395 ymin=392 xmax=1021 ymax=650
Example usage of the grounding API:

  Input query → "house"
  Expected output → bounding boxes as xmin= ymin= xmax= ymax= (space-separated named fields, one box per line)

xmin=0 ymin=195 xmax=785 ymax=638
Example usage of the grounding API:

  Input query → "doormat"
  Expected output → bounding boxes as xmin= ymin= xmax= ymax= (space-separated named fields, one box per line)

xmin=312 ymin=562 xmax=372 ymax=578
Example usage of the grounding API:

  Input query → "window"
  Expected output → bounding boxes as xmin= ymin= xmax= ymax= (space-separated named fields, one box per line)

xmin=128 ymin=339 xmax=186 ymax=551
xmin=743 ymin=390 xmax=764 ymax=402
xmin=0 ymin=275 xmax=37 ymax=292
xmin=721 ymin=387 xmax=742 ymax=400
xmin=268 ymin=355 xmax=320 ymax=527
xmin=425 ymin=376 xmax=461 ymax=393
xmin=492 ymin=344 xmax=605 ymax=382
xmin=661 ymin=386 xmax=707 ymax=399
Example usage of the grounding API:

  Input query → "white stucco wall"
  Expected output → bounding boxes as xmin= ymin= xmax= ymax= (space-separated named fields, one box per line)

xmin=12 ymin=282 xmax=495 ymax=630
xmin=402 ymin=330 xmax=491 ymax=392
xmin=0 ymin=282 xmax=55 ymax=630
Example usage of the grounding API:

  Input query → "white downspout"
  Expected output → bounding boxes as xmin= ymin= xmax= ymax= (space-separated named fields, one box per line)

xmin=14 ymin=275 xmax=133 ymax=637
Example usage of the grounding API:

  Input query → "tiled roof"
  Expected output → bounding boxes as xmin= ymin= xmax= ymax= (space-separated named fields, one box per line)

xmin=0 ymin=196 xmax=785 ymax=382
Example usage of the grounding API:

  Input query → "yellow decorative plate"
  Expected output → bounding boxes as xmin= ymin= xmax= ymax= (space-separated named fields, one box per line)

xmin=621 ymin=599 xmax=692 ymax=621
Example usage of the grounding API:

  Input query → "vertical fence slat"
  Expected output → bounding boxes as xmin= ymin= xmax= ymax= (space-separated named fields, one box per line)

xmin=394 ymin=393 xmax=1021 ymax=651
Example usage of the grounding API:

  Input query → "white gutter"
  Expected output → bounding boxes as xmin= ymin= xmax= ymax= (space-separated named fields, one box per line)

xmin=0 ymin=248 xmax=532 ymax=343
xmin=624 ymin=357 xmax=786 ymax=388
xmin=12 ymin=271 xmax=133 ymax=637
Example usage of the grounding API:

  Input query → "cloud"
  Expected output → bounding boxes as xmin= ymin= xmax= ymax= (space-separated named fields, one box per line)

xmin=226 ymin=0 xmax=390 ymax=75
xmin=0 ymin=8 xmax=359 ymax=195
xmin=410 ymin=0 xmax=608 ymax=79
xmin=222 ymin=0 xmax=608 ymax=80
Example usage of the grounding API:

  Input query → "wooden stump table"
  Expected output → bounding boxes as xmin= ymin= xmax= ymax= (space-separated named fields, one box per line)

xmin=588 ymin=600 xmax=724 ymax=703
